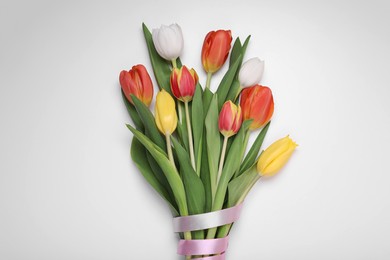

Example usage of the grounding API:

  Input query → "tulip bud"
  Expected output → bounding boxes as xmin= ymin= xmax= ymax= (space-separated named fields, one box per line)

xmin=240 ymin=85 xmax=274 ymax=130
xmin=170 ymin=66 xmax=198 ymax=102
xmin=119 ymin=64 xmax=153 ymax=106
xmin=238 ymin=58 xmax=265 ymax=87
xmin=152 ymin=23 xmax=184 ymax=61
xmin=201 ymin=30 xmax=232 ymax=73
xmin=155 ymin=90 xmax=178 ymax=135
xmin=218 ymin=101 xmax=243 ymax=138
xmin=257 ymin=136 xmax=297 ymax=177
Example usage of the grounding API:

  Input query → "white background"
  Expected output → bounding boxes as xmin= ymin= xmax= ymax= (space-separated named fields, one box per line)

xmin=1 ymin=0 xmax=390 ymax=259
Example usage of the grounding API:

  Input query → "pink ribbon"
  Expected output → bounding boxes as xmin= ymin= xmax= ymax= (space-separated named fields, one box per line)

xmin=177 ymin=237 xmax=229 ymax=256
xmin=174 ymin=204 xmax=243 ymax=259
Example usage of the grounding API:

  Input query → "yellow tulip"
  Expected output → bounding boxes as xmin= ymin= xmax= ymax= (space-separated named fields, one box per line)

xmin=155 ymin=90 xmax=178 ymax=135
xmin=257 ymin=136 xmax=297 ymax=177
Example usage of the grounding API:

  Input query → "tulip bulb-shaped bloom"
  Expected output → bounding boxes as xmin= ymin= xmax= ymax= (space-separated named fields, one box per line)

xmin=238 ymin=58 xmax=265 ymax=87
xmin=240 ymin=85 xmax=274 ymax=130
xmin=201 ymin=30 xmax=232 ymax=74
xmin=171 ymin=65 xmax=199 ymax=170
xmin=155 ymin=90 xmax=178 ymax=135
xmin=119 ymin=64 xmax=153 ymax=106
xmin=218 ymin=101 xmax=243 ymax=138
xmin=216 ymin=101 xmax=243 ymax=196
xmin=257 ymin=136 xmax=298 ymax=177
xmin=170 ymin=66 xmax=198 ymax=102
xmin=152 ymin=24 xmax=184 ymax=62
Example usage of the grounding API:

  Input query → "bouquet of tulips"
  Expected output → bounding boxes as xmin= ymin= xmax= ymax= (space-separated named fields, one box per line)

xmin=120 ymin=23 xmax=297 ymax=259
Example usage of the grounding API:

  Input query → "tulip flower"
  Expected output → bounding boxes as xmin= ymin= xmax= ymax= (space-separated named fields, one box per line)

xmin=216 ymin=101 xmax=243 ymax=185
xmin=238 ymin=58 xmax=265 ymax=88
xmin=201 ymin=30 xmax=232 ymax=89
xmin=170 ymin=65 xmax=199 ymax=170
xmin=170 ymin=66 xmax=198 ymax=102
xmin=155 ymin=90 xmax=178 ymax=168
xmin=152 ymin=23 xmax=184 ymax=67
xmin=257 ymin=136 xmax=298 ymax=177
xmin=155 ymin=90 xmax=178 ymax=136
xmin=240 ymin=85 xmax=274 ymax=130
xmin=218 ymin=101 xmax=242 ymax=138
xmin=119 ymin=64 xmax=153 ymax=106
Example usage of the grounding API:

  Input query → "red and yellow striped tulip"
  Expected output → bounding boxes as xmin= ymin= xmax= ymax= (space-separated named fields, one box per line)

xmin=218 ymin=101 xmax=242 ymax=138
xmin=240 ymin=85 xmax=274 ymax=130
xmin=170 ymin=66 xmax=198 ymax=102
xmin=119 ymin=64 xmax=153 ymax=106
xmin=201 ymin=30 xmax=232 ymax=73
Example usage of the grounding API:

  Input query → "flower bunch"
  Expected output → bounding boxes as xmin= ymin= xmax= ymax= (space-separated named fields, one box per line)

xmin=120 ymin=23 xmax=297 ymax=259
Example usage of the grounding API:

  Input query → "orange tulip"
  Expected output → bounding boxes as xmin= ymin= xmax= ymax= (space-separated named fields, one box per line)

xmin=201 ymin=30 xmax=232 ymax=73
xmin=240 ymin=85 xmax=274 ymax=130
xmin=119 ymin=64 xmax=153 ymax=106
xmin=170 ymin=66 xmax=198 ymax=102
xmin=218 ymin=101 xmax=242 ymax=138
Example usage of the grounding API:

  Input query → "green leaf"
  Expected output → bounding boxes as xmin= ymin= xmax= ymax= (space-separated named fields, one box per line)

xmin=225 ymin=35 xmax=251 ymax=103
xmin=176 ymin=101 xmax=189 ymax=152
xmin=145 ymin=152 xmax=177 ymax=208
xmin=200 ymin=135 xmax=212 ymax=212
xmin=172 ymin=137 xmax=205 ymax=215
xmin=229 ymin=37 xmax=242 ymax=67
xmin=228 ymin=164 xmax=259 ymax=207
xmin=192 ymin=83 xmax=204 ymax=174
xmin=225 ymin=79 xmax=241 ymax=104
xmin=205 ymin=94 xmax=220 ymax=200
xmin=131 ymin=138 xmax=179 ymax=216
xmin=212 ymin=120 xmax=252 ymax=211
xmin=239 ymin=121 xmax=271 ymax=176
xmin=216 ymin=55 xmax=242 ymax=109
xmin=131 ymin=95 xmax=166 ymax=150
xmin=202 ymin=88 xmax=214 ymax=120
xmin=241 ymin=35 xmax=251 ymax=62
xmin=142 ymin=23 xmax=172 ymax=94
xmin=127 ymin=124 xmax=189 ymax=216
xmin=121 ymin=90 xmax=144 ymax=132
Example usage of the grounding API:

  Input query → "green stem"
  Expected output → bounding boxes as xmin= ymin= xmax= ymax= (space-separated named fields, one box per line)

xmin=178 ymin=100 xmax=183 ymax=123
xmin=165 ymin=134 xmax=175 ymax=167
xmin=205 ymin=72 xmax=212 ymax=89
xmin=206 ymin=135 xmax=228 ymax=240
xmin=185 ymin=101 xmax=196 ymax=171
xmin=172 ymin=58 xmax=178 ymax=69
xmin=217 ymin=136 xmax=229 ymax=186
xmin=184 ymin=230 xmax=192 ymax=260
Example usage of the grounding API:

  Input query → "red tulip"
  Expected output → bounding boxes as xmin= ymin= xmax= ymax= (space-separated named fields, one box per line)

xmin=201 ymin=30 xmax=232 ymax=73
xmin=170 ymin=65 xmax=198 ymax=102
xmin=218 ymin=101 xmax=242 ymax=137
xmin=240 ymin=85 xmax=274 ymax=130
xmin=119 ymin=64 xmax=153 ymax=106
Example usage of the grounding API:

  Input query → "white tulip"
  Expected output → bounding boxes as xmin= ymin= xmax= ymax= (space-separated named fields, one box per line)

xmin=152 ymin=23 xmax=184 ymax=61
xmin=238 ymin=57 xmax=265 ymax=87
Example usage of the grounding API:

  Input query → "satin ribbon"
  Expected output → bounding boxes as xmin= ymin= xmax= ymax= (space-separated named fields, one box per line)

xmin=173 ymin=204 xmax=243 ymax=232
xmin=174 ymin=204 xmax=243 ymax=259
xmin=177 ymin=237 xmax=229 ymax=256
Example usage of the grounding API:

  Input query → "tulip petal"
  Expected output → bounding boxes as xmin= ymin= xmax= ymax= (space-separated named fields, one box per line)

xmin=258 ymin=136 xmax=297 ymax=176
xmin=155 ymin=90 xmax=178 ymax=135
